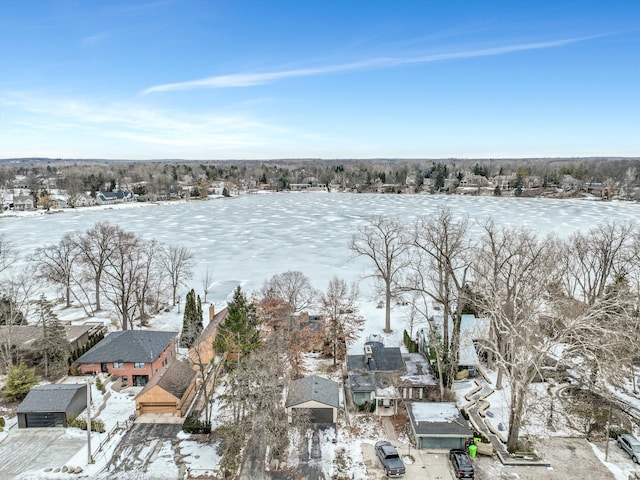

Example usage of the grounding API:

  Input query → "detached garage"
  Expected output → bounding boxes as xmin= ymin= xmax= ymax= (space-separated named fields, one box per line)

xmin=285 ymin=375 xmax=339 ymax=424
xmin=406 ymin=401 xmax=473 ymax=450
xmin=17 ymin=384 xmax=87 ymax=428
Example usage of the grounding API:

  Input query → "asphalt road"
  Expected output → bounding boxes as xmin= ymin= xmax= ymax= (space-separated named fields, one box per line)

xmin=361 ymin=443 xmax=456 ymax=480
xmin=98 ymin=423 xmax=184 ymax=479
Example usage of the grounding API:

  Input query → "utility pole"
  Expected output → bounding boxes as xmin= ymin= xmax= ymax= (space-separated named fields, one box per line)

xmin=605 ymin=399 xmax=612 ymax=462
xmin=86 ymin=378 xmax=93 ymax=464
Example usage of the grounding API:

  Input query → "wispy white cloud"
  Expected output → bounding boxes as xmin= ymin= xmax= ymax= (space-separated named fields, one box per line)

xmin=81 ymin=32 xmax=110 ymax=47
xmin=1 ymin=91 xmax=289 ymax=153
xmin=142 ymin=36 xmax=601 ymax=94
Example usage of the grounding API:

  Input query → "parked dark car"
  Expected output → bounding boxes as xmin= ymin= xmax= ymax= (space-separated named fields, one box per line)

xmin=449 ymin=448 xmax=475 ymax=478
xmin=617 ymin=434 xmax=640 ymax=463
xmin=374 ymin=440 xmax=406 ymax=477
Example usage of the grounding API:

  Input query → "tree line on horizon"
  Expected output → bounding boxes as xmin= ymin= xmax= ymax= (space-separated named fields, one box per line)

xmin=1 ymin=157 xmax=639 ymax=200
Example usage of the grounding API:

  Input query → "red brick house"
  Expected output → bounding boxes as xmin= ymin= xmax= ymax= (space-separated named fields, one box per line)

xmin=75 ymin=330 xmax=178 ymax=387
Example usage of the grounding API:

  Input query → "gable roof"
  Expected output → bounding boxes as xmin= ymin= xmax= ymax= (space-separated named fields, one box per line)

xmin=346 ymin=346 xmax=404 ymax=373
xmin=76 ymin=330 xmax=177 ymax=364
xmin=194 ymin=307 xmax=228 ymax=344
xmin=285 ymin=375 xmax=339 ymax=409
xmin=17 ymin=384 xmax=87 ymax=413
xmin=0 ymin=323 xmax=100 ymax=348
xmin=136 ymin=360 xmax=196 ymax=400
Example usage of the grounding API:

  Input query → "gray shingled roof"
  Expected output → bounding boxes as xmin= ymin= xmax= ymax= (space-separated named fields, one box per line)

xmin=137 ymin=360 xmax=196 ymax=400
xmin=347 ymin=346 xmax=404 ymax=373
xmin=76 ymin=330 xmax=178 ymax=364
xmin=285 ymin=375 xmax=339 ymax=409
xmin=17 ymin=384 xmax=87 ymax=413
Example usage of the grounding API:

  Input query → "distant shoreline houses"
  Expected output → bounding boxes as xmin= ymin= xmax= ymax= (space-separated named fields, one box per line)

xmin=0 ymin=170 xmax=633 ymax=214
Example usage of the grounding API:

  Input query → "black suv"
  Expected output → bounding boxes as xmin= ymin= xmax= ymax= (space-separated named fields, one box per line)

xmin=449 ymin=449 xmax=475 ymax=479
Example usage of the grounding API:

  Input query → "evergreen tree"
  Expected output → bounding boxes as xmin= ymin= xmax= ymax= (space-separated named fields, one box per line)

xmin=214 ymin=286 xmax=260 ymax=362
xmin=180 ymin=289 xmax=203 ymax=348
xmin=196 ymin=293 xmax=204 ymax=337
xmin=36 ymin=295 xmax=70 ymax=379
xmin=2 ymin=362 xmax=40 ymax=402
xmin=0 ymin=295 xmax=26 ymax=325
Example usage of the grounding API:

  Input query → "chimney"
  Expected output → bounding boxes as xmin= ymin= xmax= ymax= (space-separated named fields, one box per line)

xmin=364 ymin=344 xmax=374 ymax=369
xmin=364 ymin=344 xmax=373 ymax=361
xmin=209 ymin=304 xmax=215 ymax=323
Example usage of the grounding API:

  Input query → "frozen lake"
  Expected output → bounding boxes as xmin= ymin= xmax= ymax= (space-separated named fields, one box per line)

xmin=1 ymin=193 xmax=638 ymax=303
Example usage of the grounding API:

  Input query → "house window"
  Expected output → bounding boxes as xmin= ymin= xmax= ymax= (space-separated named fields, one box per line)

xmin=113 ymin=362 xmax=124 ymax=369
xmin=122 ymin=376 xmax=128 ymax=385
xmin=134 ymin=362 xmax=145 ymax=369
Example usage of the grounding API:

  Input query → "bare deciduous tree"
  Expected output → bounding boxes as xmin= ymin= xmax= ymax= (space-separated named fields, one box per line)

xmin=256 ymin=294 xmax=318 ymax=380
xmin=321 ymin=276 xmax=364 ymax=366
xmin=218 ymin=348 xmax=289 ymax=471
xmin=160 ymin=244 xmax=194 ymax=306
xmin=134 ymin=239 xmax=162 ymax=325
xmin=0 ymin=234 xmax=15 ymax=275
xmin=261 ymin=270 xmax=317 ymax=315
xmin=201 ymin=266 xmax=213 ymax=303
xmin=349 ymin=216 xmax=410 ymax=333
xmin=101 ymin=230 xmax=142 ymax=330
xmin=75 ymin=222 xmax=118 ymax=311
xmin=31 ymin=232 xmax=80 ymax=308
xmin=0 ymin=272 xmax=36 ymax=371
xmin=472 ymin=224 xmax=561 ymax=451
xmin=561 ymin=221 xmax=635 ymax=305
xmin=407 ymin=208 xmax=473 ymax=386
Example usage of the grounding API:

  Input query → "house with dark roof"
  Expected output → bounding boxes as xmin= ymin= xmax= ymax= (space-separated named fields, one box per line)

xmin=95 ymin=191 xmax=133 ymax=204
xmin=346 ymin=341 xmax=439 ymax=416
xmin=285 ymin=375 xmax=339 ymax=424
xmin=17 ymin=384 xmax=87 ymax=428
xmin=134 ymin=360 xmax=197 ymax=417
xmin=75 ymin=330 xmax=178 ymax=387
xmin=346 ymin=344 xmax=405 ymax=416
xmin=0 ymin=322 xmax=105 ymax=370
xmin=405 ymin=401 xmax=473 ymax=450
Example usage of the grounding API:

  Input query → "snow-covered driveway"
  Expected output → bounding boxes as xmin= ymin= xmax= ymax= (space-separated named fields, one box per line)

xmin=0 ymin=427 xmax=87 ymax=478
xmin=98 ymin=423 xmax=183 ymax=479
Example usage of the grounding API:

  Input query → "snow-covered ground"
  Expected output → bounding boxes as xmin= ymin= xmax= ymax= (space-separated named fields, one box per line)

xmin=2 ymin=193 xmax=639 ymax=479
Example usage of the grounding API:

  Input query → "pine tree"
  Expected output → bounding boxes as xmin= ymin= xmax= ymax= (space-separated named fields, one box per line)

xmin=2 ymin=362 xmax=40 ymax=402
xmin=36 ymin=295 xmax=70 ymax=379
xmin=214 ymin=286 xmax=260 ymax=362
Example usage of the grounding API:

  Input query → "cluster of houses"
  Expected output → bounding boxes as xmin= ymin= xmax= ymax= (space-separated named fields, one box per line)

xmin=2 ymin=164 xmax=630 ymax=213
xmin=12 ymin=305 xmax=488 ymax=451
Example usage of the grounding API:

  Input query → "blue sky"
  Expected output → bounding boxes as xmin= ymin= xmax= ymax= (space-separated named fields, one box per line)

xmin=1 ymin=1 xmax=639 ymax=160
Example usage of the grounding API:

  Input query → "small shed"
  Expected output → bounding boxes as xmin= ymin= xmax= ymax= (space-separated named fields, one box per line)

xmin=135 ymin=360 xmax=197 ymax=416
xmin=17 ymin=384 xmax=87 ymax=428
xmin=405 ymin=401 xmax=473 ymax=450
xmin=285 ymin=375 xmax=339 ymax=424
